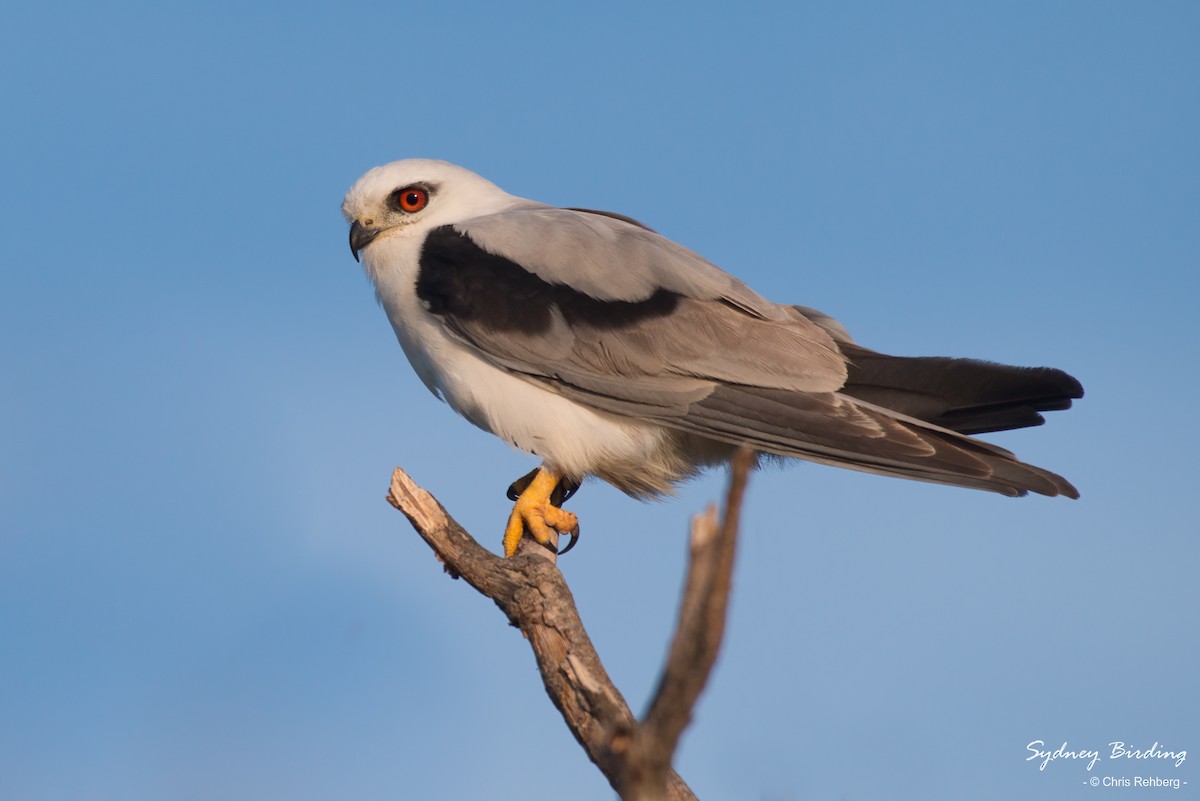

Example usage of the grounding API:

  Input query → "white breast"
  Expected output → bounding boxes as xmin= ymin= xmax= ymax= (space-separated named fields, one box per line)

xmin=362 ymin=235 xmax=668 ymax=480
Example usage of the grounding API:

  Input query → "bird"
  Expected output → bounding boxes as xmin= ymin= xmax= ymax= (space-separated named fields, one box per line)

xmin=343 ymin=159 xmax=1082 ymax=557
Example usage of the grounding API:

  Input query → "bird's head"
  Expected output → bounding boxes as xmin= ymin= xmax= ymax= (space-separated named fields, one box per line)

xmin=343 ymin=159 xmax=518 ymax=263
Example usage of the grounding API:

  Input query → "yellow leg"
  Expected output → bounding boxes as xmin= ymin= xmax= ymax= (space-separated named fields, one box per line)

xmin=502 ymin=467 xmax=579 ymax=558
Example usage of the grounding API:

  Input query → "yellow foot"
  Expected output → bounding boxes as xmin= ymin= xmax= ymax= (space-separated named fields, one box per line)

xmin=502 ymin=467 xmax=580 ymax=558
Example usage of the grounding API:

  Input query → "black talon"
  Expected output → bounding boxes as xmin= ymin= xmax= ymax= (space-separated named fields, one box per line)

xmin=505 ymin=471 xmax=582 ymax=556
xmin=528 ymin=527 xmax=578 ymax=556
xmin=556 ymin=526 xmax=580 ymax=556
xmin=506 ymin=468 xmax=538 ymax=502
xmin=551 ymin=477 xmax=580 ymax=506
xmin=506 ymin=471 xmax=580 ymax=506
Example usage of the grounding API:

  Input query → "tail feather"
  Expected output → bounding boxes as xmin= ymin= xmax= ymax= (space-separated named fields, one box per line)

xmin=791 ymin=305 xmax=1084 ymax=436
xmin=839 ymin=344 xmax=1084 ymax=435
xmin=679 ymin=385 xmax=1079 ymax=499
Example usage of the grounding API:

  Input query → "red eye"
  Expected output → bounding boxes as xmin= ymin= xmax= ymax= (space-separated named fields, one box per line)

xmin=391 ymin=186 xmax=429 ymax=213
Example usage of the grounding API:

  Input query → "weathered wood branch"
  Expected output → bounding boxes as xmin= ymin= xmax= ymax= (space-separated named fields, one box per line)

xmin=386 ymin=451 xmax=750 ymax=801
xmin=620 ymin=449 xmax=750 ymax=800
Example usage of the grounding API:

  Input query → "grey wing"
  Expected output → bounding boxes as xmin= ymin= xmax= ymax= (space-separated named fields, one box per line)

xmin=417 ymin=214 xmax=1078 ymax=498
xmin=457 ymin=206 xmax=787 ymax=317
xmin=424 ymin=209 xmax=849 ymax=394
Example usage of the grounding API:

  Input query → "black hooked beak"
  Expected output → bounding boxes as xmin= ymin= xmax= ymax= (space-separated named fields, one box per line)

xmin=349 ymin=220 xmax=380 ymax=263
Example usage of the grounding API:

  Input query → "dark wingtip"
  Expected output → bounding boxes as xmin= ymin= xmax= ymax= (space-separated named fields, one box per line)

xmin=1055 ymin=369 xmax=1085 ymax=400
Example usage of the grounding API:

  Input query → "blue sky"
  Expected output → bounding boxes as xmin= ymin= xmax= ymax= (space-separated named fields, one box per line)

xmin=1 ymin=2 xmax=1197 ymax=800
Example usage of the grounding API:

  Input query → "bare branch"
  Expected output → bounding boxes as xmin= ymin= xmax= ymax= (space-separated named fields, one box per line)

xmin=386 ymin=471 xmax=522 ymax=595
xmin=621 ymin=448 xmax=751 ymax=800
xmin=386 ymin=453 xmax=750 ymax=801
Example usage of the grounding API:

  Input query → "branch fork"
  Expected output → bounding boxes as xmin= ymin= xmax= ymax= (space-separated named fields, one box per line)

xmin=386 ymin=450 xmax=751 ymax=801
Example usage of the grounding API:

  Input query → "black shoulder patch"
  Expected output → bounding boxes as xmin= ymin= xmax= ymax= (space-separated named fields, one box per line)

xmin=416 ymin=225 xmax=679 ymax=336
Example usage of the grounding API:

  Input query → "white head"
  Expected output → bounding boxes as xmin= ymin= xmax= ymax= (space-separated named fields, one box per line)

xmin=343 ymin=159 xmax=520 ymax=262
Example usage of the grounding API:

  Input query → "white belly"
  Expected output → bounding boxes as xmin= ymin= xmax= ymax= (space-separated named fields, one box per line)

xmin=364 ymin=235 xmax=669 ymax=482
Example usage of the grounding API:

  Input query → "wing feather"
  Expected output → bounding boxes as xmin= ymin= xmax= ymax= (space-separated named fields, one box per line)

xmin=457 ymin=207 xmax=785 ymax=318
xmin=417 ymin=223 xmax=849 ymax=393
xmin=416 ymin=215 xmax=1079 ymax=499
